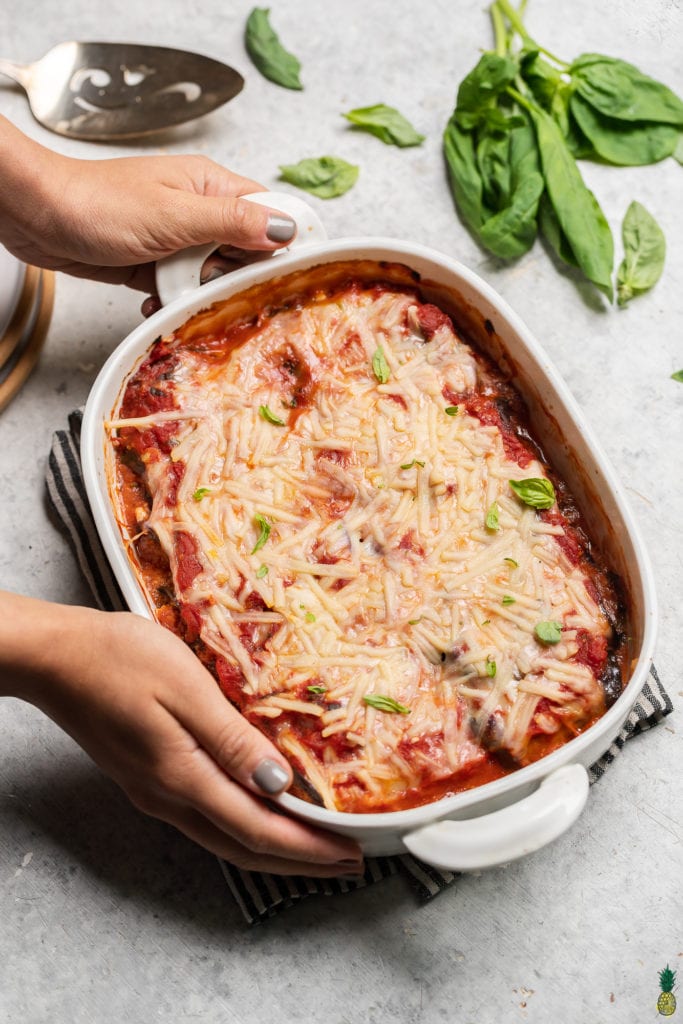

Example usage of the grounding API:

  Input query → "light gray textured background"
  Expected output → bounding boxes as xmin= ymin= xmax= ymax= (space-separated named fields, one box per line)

xmin=0 ymin=1 xmax=681 ymax=1022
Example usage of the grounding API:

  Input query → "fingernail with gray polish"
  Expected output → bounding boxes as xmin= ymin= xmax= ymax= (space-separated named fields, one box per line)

xmin=266 ymin=214 xmax=296 ymax=243
xmin=252 ymin=758 xmax=290 ymax=794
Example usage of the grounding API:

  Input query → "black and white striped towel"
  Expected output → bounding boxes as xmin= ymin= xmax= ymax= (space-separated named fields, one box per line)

xmin=46 ymin=410 xmax=673 ymax=924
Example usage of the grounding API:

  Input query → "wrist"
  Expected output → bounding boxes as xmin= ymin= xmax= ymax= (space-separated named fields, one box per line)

xmin=0 ymin=590 xmax=97 ymax=704
xmin=0 ymin=116 xmax=70 ymax=254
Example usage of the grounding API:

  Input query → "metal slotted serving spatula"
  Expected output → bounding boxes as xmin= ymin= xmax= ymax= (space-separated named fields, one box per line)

xmin=0 ymin=41 xmax=244 ymax=140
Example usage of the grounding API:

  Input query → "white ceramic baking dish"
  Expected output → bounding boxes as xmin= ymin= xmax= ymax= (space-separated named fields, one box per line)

xmin=82 ymin=193 xmax=657 ymax=872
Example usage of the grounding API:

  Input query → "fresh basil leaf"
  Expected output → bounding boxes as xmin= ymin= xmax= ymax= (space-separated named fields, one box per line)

xmin=616 ymin=201 xmax=666 ymax=307
xmin=485 ymin=502 xmax=500 ymax=531
xmin=570 ymin=94 xmax=679 ymax=166
xmin=477 ymin=112 xmax=545 ymax=260
xmin=571 ymin=54 xmax=683 ymax=126
xmin=245 ymin=8 xmax=303 ymax=90
xmin=479 ymin=109 xmax=525 ymax=133
xmin=256 ymin=564 xmax=269 ymax=578
xmin=279 ymin=156 xmax=358 ymax=198
xmin=259 ymin=404 xmax=286 ymax=426
xmin=363 ymin=694 xmax=411 ymax=714
xmin=343 ymin=103 xmax=424 ymax=147
xmin=372 ymin=346 xmax=391 ymax=383
xmin=509 ymin=113 xmax=541 ymax=182
xmin=509 ymin=476 xmax=556 ymax=509
xmin=444 ymin=405 xmax=459 ymax=416
xmin=251 ymin=513 xmax=271 ymax=554
xmin=535 ymin=620 xmax=562 ymax=644
xmin=671 ymin=370 xmax=683 ymax=382
xmin=563 ymin=107 xmax=597 ymax=160
xmin=520 ymin=49 xmax=564 ymax=111
xmin=444 ymin=116 xmax=491 ymax=235
xmin=538 ymin=192 xmax=579 ymax=269
xmin=192 ymin=487 xmax=211 ymax=502
xmin=530 ymin=106 xmax=614 ymax=299
xmin=455 ymin=54 xmax=518 ymax=130
xmin=485 ymin=658 xmax=497 ymax=678
xmin=307 ymin=684 xmax=327 ymax=695
xmin=674 ymin=134 xmax=683 ymax=165
xmin=477 ymin=130 xmax=512 ymax=210
xmin=479 ymin=171 xmax=544 ymax=260
xmin=400 ymin=459 xmax=425 ymax=469
xmin=502 ymin=595 xmax=516 ymax=605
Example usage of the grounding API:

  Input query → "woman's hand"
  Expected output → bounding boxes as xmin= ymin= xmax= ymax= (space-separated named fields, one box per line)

xmin=0 ymin=115 xmax=295 ymax=303
xmin=1 ymin=593 xmax=363 ymax=876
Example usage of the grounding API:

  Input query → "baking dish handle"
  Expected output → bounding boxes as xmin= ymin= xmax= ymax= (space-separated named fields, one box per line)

xmin=154 ymin=191 xmax=327 ymax=307
xmin=402 ymin=763 xmax=589 ymax=872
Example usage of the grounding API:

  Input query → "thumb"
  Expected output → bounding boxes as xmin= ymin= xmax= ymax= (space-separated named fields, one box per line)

xmin=169 ymin=192 xmax=297 ymax=252
xmin=164 ymin=658 xmax=294 ymax=797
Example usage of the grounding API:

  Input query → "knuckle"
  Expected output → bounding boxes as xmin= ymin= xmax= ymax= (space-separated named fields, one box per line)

xmin=221 ymin=199 xmax=259 ymax=245
xmin=126 ymin=785 xmax=159 ymax=818
xmin=242 ymin=824 xmax=272 ymax=858
xmin=212 ymin=718 xmax=256 ymax=777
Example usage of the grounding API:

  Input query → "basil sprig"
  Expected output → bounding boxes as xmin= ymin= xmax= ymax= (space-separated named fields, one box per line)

xmin=443 ymin=0 xmax=682 ymax=302
xmin=535 ymin=620 xmax=562 ymax=644
xmin=509 ymin=477 xmax=556 ymax=509
xmin=372 ymin=346 xmax=391 ymax=383
xmin=259 ymin=404 xmax=286 ymax=426
xmin=485 ymin=502 xmax=500 ymax=531
xmin=343 ymin=103 xmax=424 ymax=147
xmin=363 ymin=694 xmax=411 ymax=714
xmin=616 ymin=201 xmax=666 ymax=307
xmin=251 ymin=513 xmax=271 ymax=554
xmin=245 ymin=8 xmax=303 ymax=90
xmin=279 ymin=156 xmax=358 ymax=198
xmin=672 ymin=370 xmax=683 ymax=383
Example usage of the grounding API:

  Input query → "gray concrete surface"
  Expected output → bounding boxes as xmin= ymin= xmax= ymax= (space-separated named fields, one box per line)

xmin=0 ymin=1 xmax=681 ymax=1022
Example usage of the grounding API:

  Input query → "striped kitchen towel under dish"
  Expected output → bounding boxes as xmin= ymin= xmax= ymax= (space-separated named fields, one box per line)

xmin=46 ymin=410 xmax=673 ymax=924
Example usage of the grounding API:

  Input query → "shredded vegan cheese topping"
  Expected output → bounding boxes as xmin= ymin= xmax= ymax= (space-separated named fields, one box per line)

xmin=109 ymin=268 xmax=618 ymax=813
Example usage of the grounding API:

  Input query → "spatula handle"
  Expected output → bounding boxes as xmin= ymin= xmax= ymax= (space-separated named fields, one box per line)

xmin=0 ymin=58 xmax=29 ymax=87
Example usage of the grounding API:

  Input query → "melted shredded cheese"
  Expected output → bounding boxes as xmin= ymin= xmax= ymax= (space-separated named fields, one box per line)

xmin=109 ymin=277 xmax=614 ymax=812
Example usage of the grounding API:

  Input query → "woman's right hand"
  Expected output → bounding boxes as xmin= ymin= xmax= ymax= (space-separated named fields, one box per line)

xmin=1 ymin=593 xmax=364 ymax=876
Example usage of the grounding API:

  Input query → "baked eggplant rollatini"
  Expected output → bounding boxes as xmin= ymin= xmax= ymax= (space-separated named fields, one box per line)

xmin=107 ymin=261 xmax=627 ymax=813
